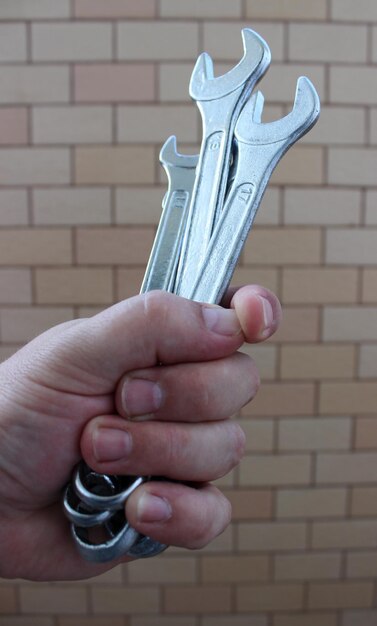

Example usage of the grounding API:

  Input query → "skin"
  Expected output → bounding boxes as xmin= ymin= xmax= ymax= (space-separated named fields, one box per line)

xmin=0 ymin=285 xmax=281 ymax=581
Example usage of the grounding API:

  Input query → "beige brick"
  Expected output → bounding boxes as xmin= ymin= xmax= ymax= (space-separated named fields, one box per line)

xmin=359 ymin=346 xmax=377 ymax=378
xmin=0 ymin=148 xmax=70 ymax=185
xmin=277 ymin=488 xmax=347 ymax=519
xmin=238 ymin=521 xmax=307 ymax=551
xmin=116 ymin=268 xmax=145 ymax=299
xmin=58 ymin=615 xmax=125 ymax=626
xmin=305 ymin=106 xmax=365 ymax=146
xmin=372 ymin=28 xmax=377 ymax=62
xmin=0 ymin=269 xmax=31 ymax=304
xmin=201 ymin=555 xmax=269 ymax=583
xmin=279 ymin=417 xmax=352 ymax=451
xmin=232 ymin=267 xmax=279 ymax=296
xmin=92 ymin=586 xmax=159 ymax=614
xmin=75 ymin=146 xmax=155 ymax=185
xmin=33 ymin=106 xmax=112 ymax=144
xmin=242 ymin=383 xmax=315 ymax=417
xmin=116 ymin=187 xmax=164 ymax=225
xmin=258 ymin=64 xmax=326 ymax=104
xmin=308 ymin=582 xmax=373 ymax=610
xmin=362 ymin=269 xmax=377 ymax=302
xmin=347 ymin=551 xmax=377 ymax=578
xmin=316 ymin=452 xmax=377 ymax=485
xmin=366 ymin=191 xmax=377 ymax=224
xmin=223 ymin=488 xmax=273 ymax=520
xmin=128 ymin=556 xmax=195 ymax=584
xmin=0 ymin=190 xmax=28 ymax=226
xmin=75 ymin=0 xmax=156 ymax=18
xmin=132 ymin=619 xmax=195 ymax=626
xmin=77 ymin=227 xmax=155 ymax=265
xmin=239 ymin=418 xmax=274 ymax=452
xmin=274 ymin=307 xmax=320 ymax=343
xmin=275 ymin=553 xmax=341 ymax=581
xmin=320 ymin=382 xmax=377 ymax=415
xmin=330 ymin=67 xmax=377 ymax=105
xmin=0 ymin=586 xmax=17 ymax=613
xmin=159 ymin=63 xmax=196 ymax=102
xmin=32 ymin=23 xmax=112 ymax=61
xmin=281 ymin=345 xmax=355 ymax=379
xmin=240 ymin=344 xmax=277 ymax=380
xmin=351 ymin=487 xmax=377 ymax=517
xmin=272 ymin=146 xmax=324 ymax=185
xmin=0 ymin=66 xmax=69 ymax=105
xmin=327 ymin=228 xmax=377 ymax=265
xmin=328 ymin=148 xmax=377 ymax=186
xmin=203 ymin=618 xmax=267 ymax=626
xmin=117 ymin=105 xmax=198 ymax=143
xmin=161 ymin=0 xmax=241 ymax=17
xmin=244 ymin=228 xmax=322 ymax=266
xmin=289 ymin=24 xmax=367 ymax=62
xmin=355 ymin=416 xmax=377 ymax=448
xmin=203 ymin=22 xmax=284 ymax=62
xmin=0 ymin=108 xmax=28 ymax=146
xmin=33 ymin=188 xmax=111 ymax=226
xmin=274 ymin=615 xmax=337 ymax=626
xmin=35 ymin=268 xmax=113 ymax=305
xmin=0 ymin=0 xmax=70 ymax=18
xmin=342 ymin=610 xmax=377 ymax=626
xmin=240 ymin=454 xmax=311 ymax=487
xmin=237 ymin=583 xmax=304 ymax=612
xmin=117 ymin=22 xmax=199 ymax=61
xmin=283 ymin=268 xmax=358 ymax=305
xmin=20 ymin=585 xmax=87 ymax=614
xmin=323 ymin=307 xmax=377 ymax=342
xmin=0 ymin=615 xmax=53 ymax=626
xmin=74 ymin=64 xmax=155 ymax=103
xmin=0 ymin=24 xmax=27 ymax=62
xmin=164 ymin=586 xmax=231 ymax=613
xmin=0 ymin=307 xmax=73 ymax=342
xmin=284 ymin=188 xmax=361 ymax=226
xmin=0 ymin=229 xmax=71 ymax=265
xmin=247 ymin=0 xmax=327 ymax=20
xmin=332 ymin=0 xmax=377 ymax=20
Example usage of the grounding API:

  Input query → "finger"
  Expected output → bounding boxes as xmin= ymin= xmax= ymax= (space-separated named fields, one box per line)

xmin=229 ymin=284 xmax=282 ymax=343
xmin=126 ymin=481 xmax=232 ymax=550
xmin=38 ymin=291 xmax=246 ymax=395
xmin=81 ymin=415 xmax=246 ymax=482
xmin=115 ymin=351 xmax=259 ymax=421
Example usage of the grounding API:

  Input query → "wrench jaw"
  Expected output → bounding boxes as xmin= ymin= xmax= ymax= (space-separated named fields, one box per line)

xmin=189 ymin=28 xmax=271 ymax=101
xmin=236 ymin=76 xmax=320 ymax=147
xmin=159 ymin=135 xmax=199 ymax=170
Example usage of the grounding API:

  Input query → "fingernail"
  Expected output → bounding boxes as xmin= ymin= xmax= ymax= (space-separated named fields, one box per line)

xmin=93 ymin=428 xmax=132 ymax=462
xmin=137 ymin=493 xmax=172 ymax=523
xmin=258 ymin=295 xmax=274 ymax=338
xmin=122 ymin=378 xmax=162 ymax=418
xmin=203 ymin=306 xmax=241 ymax=336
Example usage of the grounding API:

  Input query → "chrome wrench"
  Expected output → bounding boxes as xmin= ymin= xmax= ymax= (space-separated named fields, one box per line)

xmin=175 ymin=28 xmax=271 ymax=298
xmin=188 ymin=77 xmax=320 ymax=304
xmin=141 ymin=136 xmax=198 ymax=293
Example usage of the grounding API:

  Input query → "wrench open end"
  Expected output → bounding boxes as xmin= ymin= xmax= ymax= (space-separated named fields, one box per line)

xmin=159 ymin=135 xmax=198 ymax=170
xmin=236 ymin=76 xmax=320 ymax=146
xmin=189 ymin=28 xmax=271 ymax=102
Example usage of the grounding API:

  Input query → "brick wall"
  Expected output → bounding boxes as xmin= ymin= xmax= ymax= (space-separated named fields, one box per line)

xmin=0 ymin=1 xmax=377 ymax=624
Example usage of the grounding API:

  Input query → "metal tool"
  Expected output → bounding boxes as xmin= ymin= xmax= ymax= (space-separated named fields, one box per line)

xmin=141 ymin=136 xmax=198 ymax=293
xmin=63 ymin=28 xmax=320 ymax=562
xmin=187 ymin=77 xmax=320 ymax=304
xmin=174 ymin=28 xmax=271 ymax=297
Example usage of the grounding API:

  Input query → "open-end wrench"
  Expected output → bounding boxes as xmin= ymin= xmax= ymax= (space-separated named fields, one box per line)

xmin=174 ymin=28 xmax=271 ymax=298
xmin=188 ymin=77 xmax=320 ymax=305
xmin=141 ymin=136 xmax=198 ymax=293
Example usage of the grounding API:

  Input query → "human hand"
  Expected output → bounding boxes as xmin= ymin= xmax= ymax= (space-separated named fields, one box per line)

xmin=0 ymin=285 xmax=281 ymax=581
